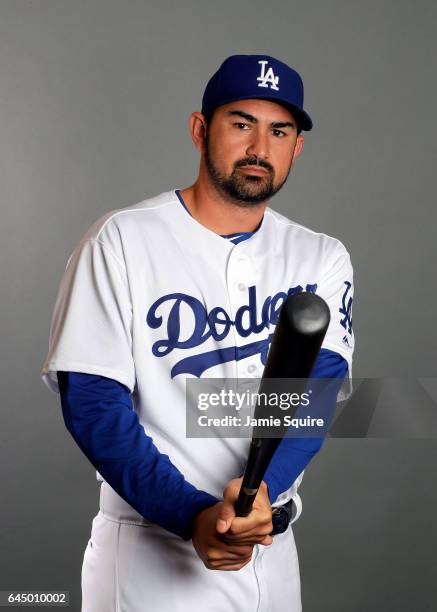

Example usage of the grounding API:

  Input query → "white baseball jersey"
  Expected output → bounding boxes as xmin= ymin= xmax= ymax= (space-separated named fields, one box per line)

xmin=41 ymin=188 xmax=354 ymax=611
xmin=42 ymin=187 xmax=354 ymax=497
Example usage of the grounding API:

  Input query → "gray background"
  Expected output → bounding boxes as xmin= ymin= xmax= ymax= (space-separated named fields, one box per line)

xmin=1 ymin=0 xmax=436 ymax=610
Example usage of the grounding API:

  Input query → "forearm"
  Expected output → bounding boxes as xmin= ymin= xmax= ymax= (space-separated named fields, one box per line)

xmin=263 ymin=348 xmax=348 ymax=504
xmin=57 ymin=371 xmax=219 ymax=540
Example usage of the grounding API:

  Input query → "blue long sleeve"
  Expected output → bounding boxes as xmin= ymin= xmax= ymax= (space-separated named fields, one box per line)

xmin=263 ymin=348 xmax=348 ymax=504
xmin=57 ymin=371 xmax=219 ymax=540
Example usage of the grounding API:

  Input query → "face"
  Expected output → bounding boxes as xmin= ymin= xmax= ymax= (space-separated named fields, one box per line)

xmin=200 ymin=99 xmax=304 ymax=206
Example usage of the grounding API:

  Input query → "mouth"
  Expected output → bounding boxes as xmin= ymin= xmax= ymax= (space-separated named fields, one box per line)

xmin=237 ymin=166 xmax=269 ymax=176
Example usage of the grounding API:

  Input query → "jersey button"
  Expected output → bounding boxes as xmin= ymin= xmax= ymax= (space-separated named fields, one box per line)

xmin=247 ymin=364 xmax=257 ymax=374
xmin=237 ymin=283 xmax=246 ymax=291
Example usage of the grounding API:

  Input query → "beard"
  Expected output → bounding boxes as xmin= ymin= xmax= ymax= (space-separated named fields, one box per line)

xmin=204 ymin=134 xmax=292 ymax=206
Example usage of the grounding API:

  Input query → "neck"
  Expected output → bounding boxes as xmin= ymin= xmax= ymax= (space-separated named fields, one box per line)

xmin=179 ymin=176 xmax=266 ymax=235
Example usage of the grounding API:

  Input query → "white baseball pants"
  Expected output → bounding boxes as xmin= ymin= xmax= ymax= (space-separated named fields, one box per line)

xmin=81 ymin=482 xmax=302 ymax=612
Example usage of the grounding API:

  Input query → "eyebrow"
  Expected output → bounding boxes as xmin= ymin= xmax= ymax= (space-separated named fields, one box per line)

xmin=227 ymin=110 xmax=295 ymax=129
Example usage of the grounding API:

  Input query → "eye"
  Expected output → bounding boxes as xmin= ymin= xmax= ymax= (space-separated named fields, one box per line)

xmin=234 ymin=122 xmax=250 ymax=130
xmin=272 ymin=129 xmax=286 ymax=138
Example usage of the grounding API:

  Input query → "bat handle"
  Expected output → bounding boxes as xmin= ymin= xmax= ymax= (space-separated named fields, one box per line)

xmin=235 ymin=436 xmax=281 ymax=517
xmin=234 ymin=484 xmax=259 ymax=517
xmin=234 ymin=437 xmax=276 ymax=517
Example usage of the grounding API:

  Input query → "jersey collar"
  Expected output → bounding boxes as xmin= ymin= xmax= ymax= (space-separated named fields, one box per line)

xmin=175 ymin=189 xmax=264 ymax=246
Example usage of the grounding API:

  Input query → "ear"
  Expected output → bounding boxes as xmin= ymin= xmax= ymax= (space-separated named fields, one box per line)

xmin=291 ymin=134 xmax=304 ymax=164
xmin=188 ymin=112 xmax=208 ymax=153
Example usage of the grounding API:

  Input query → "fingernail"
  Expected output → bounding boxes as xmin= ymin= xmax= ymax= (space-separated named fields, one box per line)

xmin=218 ymin=519 xmax=227 ymax=530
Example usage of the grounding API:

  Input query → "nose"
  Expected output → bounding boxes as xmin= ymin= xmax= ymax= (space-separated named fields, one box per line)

xmin=245 ymin=127 xmax=269 ymax=160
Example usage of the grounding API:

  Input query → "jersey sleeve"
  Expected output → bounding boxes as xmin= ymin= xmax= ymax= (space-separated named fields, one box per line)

xmin=317 ymin=242 xmax=355 ymax=401
xmin=58 ymin=371 xmax=219 ymax=540
xmin=263 ymin=349 xmax=347 ymax=514
xmin=41 ymin=238 xmax=136 ymax=394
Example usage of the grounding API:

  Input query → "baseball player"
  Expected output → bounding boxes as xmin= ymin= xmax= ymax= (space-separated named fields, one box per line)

xmin=41 ymin=54 xmax=354 ymax=611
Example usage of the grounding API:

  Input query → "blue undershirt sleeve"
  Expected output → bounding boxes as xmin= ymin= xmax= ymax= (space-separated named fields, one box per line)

xmin=263 ymin=348 xmax=348 ymax=504
xmin=57 ymin=370 xmax=219 ymax=540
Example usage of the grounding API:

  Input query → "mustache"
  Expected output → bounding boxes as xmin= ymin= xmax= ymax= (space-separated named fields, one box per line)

xmin=234 ymin=156 xmax=274 ymax=174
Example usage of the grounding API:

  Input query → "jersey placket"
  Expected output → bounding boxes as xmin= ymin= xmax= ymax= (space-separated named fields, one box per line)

xmin=227 ymin=244 xmax=272 ymax=611
xmin=225 ymin=246 xmax=261 ymax=379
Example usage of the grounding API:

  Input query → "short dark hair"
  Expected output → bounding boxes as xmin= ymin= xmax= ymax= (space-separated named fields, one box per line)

xmin=202 ymin=107 xmax=216 ymax=128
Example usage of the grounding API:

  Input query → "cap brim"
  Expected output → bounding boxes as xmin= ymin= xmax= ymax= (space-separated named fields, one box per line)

xmin=283 ymin=104 xmax=313 ymax=132
xmin=256 ymin=98 xmax=313 ymax=131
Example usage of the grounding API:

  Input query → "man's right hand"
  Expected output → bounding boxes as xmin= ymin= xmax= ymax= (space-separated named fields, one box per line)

xmin=192 ymin=502 xmax=254 ymax=571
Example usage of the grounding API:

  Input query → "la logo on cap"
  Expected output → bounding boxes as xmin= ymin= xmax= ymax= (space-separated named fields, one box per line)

xmin=256 ymin=60 xmax=280 ymax=91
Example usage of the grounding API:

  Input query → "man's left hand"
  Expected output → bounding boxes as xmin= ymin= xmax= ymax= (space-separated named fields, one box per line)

xmin=216 ymin=477 xmax=273 ymax=546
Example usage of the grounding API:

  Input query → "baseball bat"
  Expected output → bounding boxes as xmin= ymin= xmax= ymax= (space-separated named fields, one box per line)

xmin=234 ymin=291 xmax=331 ymax=517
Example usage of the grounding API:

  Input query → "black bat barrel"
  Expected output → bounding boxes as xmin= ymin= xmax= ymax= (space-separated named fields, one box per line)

xmin=234 ymin=292 xmax=331 ymax=517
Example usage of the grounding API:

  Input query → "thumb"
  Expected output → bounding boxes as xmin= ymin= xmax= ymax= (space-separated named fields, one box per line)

xmin=216 ymin=501 xmax=236 ymax=534
xmin=260 ymin=534 xmax=273 ymax=546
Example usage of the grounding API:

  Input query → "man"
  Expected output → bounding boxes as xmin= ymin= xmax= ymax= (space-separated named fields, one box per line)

xmin=41 ymin=54 xmax=354 ymax=611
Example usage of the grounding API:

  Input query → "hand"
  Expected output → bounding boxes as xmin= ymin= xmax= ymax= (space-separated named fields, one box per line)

xmin=216 ymin=478 xmax=273 ymax=547
xmin=192 ymin=502 xmax=254 ymax=571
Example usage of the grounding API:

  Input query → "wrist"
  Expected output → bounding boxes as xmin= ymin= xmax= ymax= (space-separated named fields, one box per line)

xmin=183 ymin=496 xmax=220 ymax=541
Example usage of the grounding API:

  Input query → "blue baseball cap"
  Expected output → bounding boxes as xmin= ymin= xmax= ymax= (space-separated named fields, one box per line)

xmin=201 ymin=54 xmax=313 ymax=131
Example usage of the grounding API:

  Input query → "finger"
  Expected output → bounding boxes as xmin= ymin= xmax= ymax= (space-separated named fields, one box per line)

xmin=207 ymin=553 xmax=252 ymax=565
xmin=227 ymin=513 xmax=272 ymax=535
xmin=226 ymin=517 xmax=258 ymax=534
xmin=224 ymin=524 xmax=273 ymax=541
xmin=216 ymin=500 xmax=236 ymax=534
xmin=206 ymin=557 xmax=252 ymax=571
xmin=220 ymin=535 xmax=269 ymax=546
xmin=220 ymin=529 xmax=269 ymax=543
xmin=208 ymin=549 xmax=252 ymax=561
xmin=210 ymin=541 xmax=253 ymax=558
